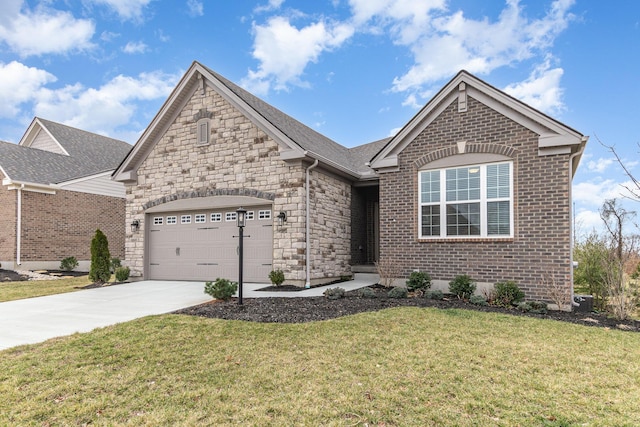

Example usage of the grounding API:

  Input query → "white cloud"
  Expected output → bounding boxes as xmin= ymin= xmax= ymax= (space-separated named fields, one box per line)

xmin=254 ymin=0 xmax=285 ymax=13
xmin=0 ymin=61 xmax=56 ymax=118
xmin=32 ymin=70 xmax=180 ymax=138
xmin=573 ymin=179 xmax=636 ymax=207
xmin=90 ymin=0 xmax=153 ymax=22
xmin=242 ymin=16 xmax=354 ymax=94
xmin=503 ymin=59 xmax=565 ymax=115
xmin=0 ymin=5 xmax=95 ymax=57
xmin=586 ymin=157 xmax=615 ymax=174
xmin=187 ymin=0 xmax=203 ymax=17
xmin=122 ymin=41 xmax=148 ymax=54
xmin=389 ymin=0 xmax=575 ymax=94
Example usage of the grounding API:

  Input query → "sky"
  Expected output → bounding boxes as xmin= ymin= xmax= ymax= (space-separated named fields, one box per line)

xmin=0 ymin=0 xmax=638 ymax=237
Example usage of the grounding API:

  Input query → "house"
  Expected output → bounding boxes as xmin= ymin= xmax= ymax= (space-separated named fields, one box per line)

xmin=0 ymin=118 xmax=131 ymax=271
xmin=113 ymin=61 xmax=587 ymax=302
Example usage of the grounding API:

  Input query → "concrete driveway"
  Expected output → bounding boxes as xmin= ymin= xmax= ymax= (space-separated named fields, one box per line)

xmin=0 ymin=274 xmax=378 ymax=350
xmin=0 ymin=280 xmax=210 ymax=350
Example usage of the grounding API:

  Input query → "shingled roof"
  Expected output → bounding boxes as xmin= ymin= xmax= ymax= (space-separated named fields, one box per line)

xmin=0 ymin=118 xmax=131 ymax=185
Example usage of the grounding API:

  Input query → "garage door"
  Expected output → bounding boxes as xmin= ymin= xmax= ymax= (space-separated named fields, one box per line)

xmin=147 ymin=206 xmax=273 ymax=282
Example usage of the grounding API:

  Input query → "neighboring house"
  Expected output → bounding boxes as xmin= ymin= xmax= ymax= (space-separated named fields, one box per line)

xmin=114 ymin=61 xmax=587 ymax=302
xmin=0 ymin=118 xmax=131 ymax=271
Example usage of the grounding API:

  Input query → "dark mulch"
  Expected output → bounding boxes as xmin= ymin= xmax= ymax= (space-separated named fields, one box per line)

xmin=39 ymin=270 xmax=88 ymax=278
xmin=0 ymin=269 xmax=29 ymax=282
xmin=76 ymin=281 xmax=128 ymax=289
xmin=175 ymin=286 xmax=640 ymax=332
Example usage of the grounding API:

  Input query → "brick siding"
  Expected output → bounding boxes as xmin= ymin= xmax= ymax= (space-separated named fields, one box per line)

xmin=0 ymin=175 xmax=17 ymax=263
xmin=20 ymin=189 xmax=125 ymax=263
xmin=379 ymin=96 xmax=572 ymax=301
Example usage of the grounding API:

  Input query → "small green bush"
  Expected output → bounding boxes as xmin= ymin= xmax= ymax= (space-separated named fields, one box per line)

xmin=268 ymin=269 xmax=285 ymax=286
xmin=324 ymin=287 xmax=346 ymax=300
xmin=358 ymin=287 xmax=377 ymax=299
xmin=493 ymin=281 xmax=525 ymax=306
xmin=517 ymin=301 xmax=548 ymax=314
xmin=89 ymin=229 xmax=111 ymax=283
xmin=388 ymin=286 xmax=408 ymax=299
xmin=60 ymin=256 xmax=78 ymax=271
xmin=470 ymin=295 xmax=488 ymax=306
xmin=110 ymin=257 xmax=122 ymax=274
xmin=425 ymin=289 xmax=444 ymax=300
xmin=204 ymin=278 xmax=238 ymax=301
xmin=114 ymin=266 xmax=130 ymax=282
xmin=449 ymin=274 xmax=476 ymax=299
xmin=406 ymin=271 xmax=432 ymax=292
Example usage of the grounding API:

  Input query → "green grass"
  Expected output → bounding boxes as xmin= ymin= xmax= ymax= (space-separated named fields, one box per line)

xmin=1 ymin=307 xmax=639 ymax=426
xmin=0 ymin=275 xmax=92 ymax=302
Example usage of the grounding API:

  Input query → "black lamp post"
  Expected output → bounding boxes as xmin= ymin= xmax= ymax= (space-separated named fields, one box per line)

xmin=236 ymin=207 xmax=247 ymax=305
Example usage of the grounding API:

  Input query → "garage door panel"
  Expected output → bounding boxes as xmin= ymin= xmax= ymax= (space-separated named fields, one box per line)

xmin=147 ymin=206 xmax=273 ymax=282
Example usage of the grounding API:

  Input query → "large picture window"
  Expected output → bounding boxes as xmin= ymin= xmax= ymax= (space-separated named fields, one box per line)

xmin=419 ymin=162 xmax=512 ymax=238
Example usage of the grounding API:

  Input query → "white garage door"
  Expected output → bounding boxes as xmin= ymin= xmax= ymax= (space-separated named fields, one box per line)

xmin=147 ymin=206 xmax=273 ymax=282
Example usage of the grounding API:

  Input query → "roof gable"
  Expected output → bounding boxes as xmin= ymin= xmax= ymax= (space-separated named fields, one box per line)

xmin=369 ymin=70 xmax=587 ymax=171
xmin=114 ymin=61 xmax=380 ymax=183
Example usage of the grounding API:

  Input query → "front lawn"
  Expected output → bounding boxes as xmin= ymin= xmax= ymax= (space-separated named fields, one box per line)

xmin=1 ymin=308 xmax=639 ymax=425
xmin=0 ymin=275 xmax=92 ymax=302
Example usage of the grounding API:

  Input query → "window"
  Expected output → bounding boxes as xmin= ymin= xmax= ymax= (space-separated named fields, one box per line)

xmin=225 ymin=212 xmax=237 ymax=222
xmin=258 ymin=210 xmax=271 ymax=220
xmin=166 ymin=216 xmax=177 ymax=225
xmin=153 ymin=217 xmax=163 ymax=225
xmin=211 ymin=213 xmax=222 ymax=222
xmin=419 ymin=162 xmax=512 ymax=238
xmin=181 ymin=215 xmax=191 ymax=224
xmin=246 ymin=211 xmax=255 ymax=220
xmin=196 ymin=118 xmax=210 ymax=145
xmin=195 ymin=214 xmax=206 ymax=223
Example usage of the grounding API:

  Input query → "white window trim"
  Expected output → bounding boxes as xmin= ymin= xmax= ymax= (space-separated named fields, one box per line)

xmin=181 ymin=215 xmax=192 ymax=224
xmin=246 ymin=211 xmax=255 ymax=220
xmin=195 ymin=214 xmax=206 ymax=223
xmin=211 ymin=213 xmax=222 ymax=222
xmin=258 ymin=210 xmax=271 ymax=220
xmin=153 ymin=217 xmax=163 ymax=225
xmin=418 ymin=161 xmax=514 ymax=239
xmin=166 ymin=216 xmax=177 ymax=225
xmin=225 ymin=212 xmax=237 ymax=222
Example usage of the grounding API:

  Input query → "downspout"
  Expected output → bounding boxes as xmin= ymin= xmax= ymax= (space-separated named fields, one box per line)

xmin=569 ymin=138 xmax=587 ymax=308
xmin=305 ymin=159 xmax=319 ymax=288
xmin=16 ymin=184 xmax=23 ymax=266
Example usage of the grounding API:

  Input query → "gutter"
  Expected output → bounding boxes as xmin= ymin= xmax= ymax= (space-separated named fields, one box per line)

xmin=16 ymin=184 xmax=23 ymax=266
xmin=305 ymin=158 xmax=319 ymax=288
xmin=569 ymin=137 xmax=588 ymax=307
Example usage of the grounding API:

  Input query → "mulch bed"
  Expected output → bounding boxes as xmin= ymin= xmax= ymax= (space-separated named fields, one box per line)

xmin=175 ymin=286 xmax=640 ymax=332
xmin=0 ymin=269 xmax=29 ymax=282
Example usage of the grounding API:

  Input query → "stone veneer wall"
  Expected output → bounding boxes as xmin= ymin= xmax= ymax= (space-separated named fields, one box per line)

xmin=0 ymin=176 xmax=17 ymax=265
xmin=19 ymin=189 xmax=125 ymax=265
xmin=126 ymin=83 xmax=352 ymax=284
xmin=379 ymin=96 xmax=572 ymax=301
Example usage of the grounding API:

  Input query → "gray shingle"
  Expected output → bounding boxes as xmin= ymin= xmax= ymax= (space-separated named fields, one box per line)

xmin=0 ymin=119 xmax=131 ymax=184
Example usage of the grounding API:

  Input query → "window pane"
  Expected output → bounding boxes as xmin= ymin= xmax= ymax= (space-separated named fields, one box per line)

xmin=446 ymin=203 xmax=480 ymax=236
xmin=487 ymin=201 xmax=510 ymax=235
xmin=421 ymin=205 xmax=440 ymax=236
xmin=420 ymin=171 xmax=440 ymax=203
xmin=446 ymin=167 xmax=480 ymax=202
xmin=487 ymin=163 xmax=510 ymax=199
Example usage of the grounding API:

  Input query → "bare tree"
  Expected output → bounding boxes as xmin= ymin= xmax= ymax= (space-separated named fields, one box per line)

xmin=597 ymin=136 xmax=640 ymax=202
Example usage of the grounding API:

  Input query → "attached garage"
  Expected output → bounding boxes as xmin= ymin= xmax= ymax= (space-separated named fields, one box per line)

xmin=145 ymin=199 xmax=273 ymax=282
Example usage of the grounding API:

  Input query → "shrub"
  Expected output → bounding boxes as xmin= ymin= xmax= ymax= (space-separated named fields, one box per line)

xmin=204 ymin=278 xmax=238 ymax=301
xmin=89 ymin=229 xmax=111 ymax=283
xmin=493 ymin=281 xmax=525 ymax=307
xmin=449 ymin=275 xmax=476 ymax=299
xmin=114 ymin=266 xmax=130 ymax=282
xmin=110 ymin=257 xmax=122 ymax=274
xmin=358 ymin=287 xmax=377 ymax=299
xmin=470 ymin=295 xmax=488 ymax=306
xmin=268 ymin=269 xmax=285 ymax=286
xmin=324 ymin=287 xmax=345 ymax=300
xmin=517 ymin=301 xmax=548 ymax=314
xmin=60 ymin=256 xmax=78 ymax=271
xmin=375 ymin=258 xmax=401 ymax=288
xmin=425 ymin=289 xmax=444 ymax=300
xmin=388 ymin=286 xmax=408 ymax=299
xmin=406 ymin=271 xmax=431 ymax=292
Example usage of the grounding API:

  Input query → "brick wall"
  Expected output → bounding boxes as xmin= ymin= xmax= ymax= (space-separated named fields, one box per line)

xmin=0 ymin=176 xmax=16 ymax=264
xmin=20 ymin=189 xmax=125 ymax=264
xmin=127 ymin=84 xmax=351 ymax=284
xmin=379 ymin=96 xmax=572 ymax=301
